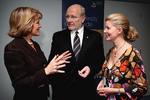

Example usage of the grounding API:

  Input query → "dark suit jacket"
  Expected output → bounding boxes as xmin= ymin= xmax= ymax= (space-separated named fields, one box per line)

xmin=48 ymin=27 xmax=105 ymax=100
xmin=4 ymin=38 xmax=49 ymax=100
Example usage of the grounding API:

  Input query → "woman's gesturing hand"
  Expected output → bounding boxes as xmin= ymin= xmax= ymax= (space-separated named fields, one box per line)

xmin=45 ymin=50 xmax=71 ymax=75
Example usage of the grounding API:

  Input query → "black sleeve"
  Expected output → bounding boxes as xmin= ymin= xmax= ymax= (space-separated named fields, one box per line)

xmin=4 ymin=45 xmax=48 ymax=88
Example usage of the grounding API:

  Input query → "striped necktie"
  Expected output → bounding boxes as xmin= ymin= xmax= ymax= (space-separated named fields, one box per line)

xmin=73 ymin=31 xmax=80 ymax=59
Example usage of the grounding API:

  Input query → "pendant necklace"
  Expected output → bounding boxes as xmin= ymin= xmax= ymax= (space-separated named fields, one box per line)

xmin=113 ymin=42 xmax=126 ymax=57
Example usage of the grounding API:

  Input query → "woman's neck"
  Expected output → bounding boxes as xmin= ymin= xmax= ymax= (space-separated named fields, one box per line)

xmin=24 ymin=35 xmax=33 ymax=44
xmin=113 ymin=38 xmax=126 ymax=49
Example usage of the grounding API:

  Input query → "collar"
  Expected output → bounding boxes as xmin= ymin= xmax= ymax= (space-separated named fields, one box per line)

xmin=71 ymin=26 xmax=84 ymax=35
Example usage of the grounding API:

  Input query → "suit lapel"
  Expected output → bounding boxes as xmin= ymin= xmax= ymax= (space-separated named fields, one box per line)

xmin=65 ymin=29 xmax=74 ymax=52
xmin=21 ymin=38 xmax=38 ymax=54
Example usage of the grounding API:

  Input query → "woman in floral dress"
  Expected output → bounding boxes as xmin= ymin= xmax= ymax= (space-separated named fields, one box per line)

xmin=96 ymin=13 xmax=148 ymax=100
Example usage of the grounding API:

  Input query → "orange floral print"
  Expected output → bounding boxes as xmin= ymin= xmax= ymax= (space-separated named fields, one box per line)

xmin=134 ymin=64 xmax=141 ymax=78
xmin=120 ymin=60 xmax=128 ymax=72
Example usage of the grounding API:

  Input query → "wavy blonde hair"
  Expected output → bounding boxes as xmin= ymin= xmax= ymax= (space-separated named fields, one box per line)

xmin=105 ymin=13 xmax=139 ymax=42
xmin=8 ymin=7 xmax=42 ymax=38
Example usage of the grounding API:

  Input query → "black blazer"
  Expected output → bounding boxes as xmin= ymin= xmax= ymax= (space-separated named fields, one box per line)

xmin=4 ymin=38 xmax=49 ymax=100
xmin=48 ymin=27 xmax=105 ymax=100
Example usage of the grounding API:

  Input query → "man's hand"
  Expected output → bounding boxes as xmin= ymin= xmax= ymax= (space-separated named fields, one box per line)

xmin=78 ymin=66 xmax=90 ymax=78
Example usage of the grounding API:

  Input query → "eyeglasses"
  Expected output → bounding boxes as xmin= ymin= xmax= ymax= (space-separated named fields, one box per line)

xmin=65 ymin=15 xmax=81 ymax=19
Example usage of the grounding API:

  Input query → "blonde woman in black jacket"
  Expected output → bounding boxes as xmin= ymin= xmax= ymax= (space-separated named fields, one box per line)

xmin=4 ymin=7 xmax=71 ymax=100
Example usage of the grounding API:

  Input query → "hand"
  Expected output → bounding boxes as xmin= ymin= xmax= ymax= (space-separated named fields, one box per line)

xmin=97 ymin=80 xmax=104 ymax=90
xmin=97 ymin=87 xmax=120 ymax=96
xmin=45 ymin=50 xmax=71 ymax=75
xmin=97 ymin=87 xmax=107 ymax=96
xmin=78 ymin=66 xmax=90 ymax=78
xmin=97 ymin=80 xmax=106 ymax=96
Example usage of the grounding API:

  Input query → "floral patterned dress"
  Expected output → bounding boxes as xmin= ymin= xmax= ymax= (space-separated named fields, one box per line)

xmin=98 ymin=46 xmax=148 ymax=100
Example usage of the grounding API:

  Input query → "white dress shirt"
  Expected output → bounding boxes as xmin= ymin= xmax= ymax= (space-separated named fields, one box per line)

xmin=70 ymin=26 xmax=84 ymax=49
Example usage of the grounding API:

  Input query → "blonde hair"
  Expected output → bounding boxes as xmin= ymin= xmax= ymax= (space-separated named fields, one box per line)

xmin=8 ymin=7 xmax=42 ymax=38
xmin=105 ymin=13 xmax=139 ymax=42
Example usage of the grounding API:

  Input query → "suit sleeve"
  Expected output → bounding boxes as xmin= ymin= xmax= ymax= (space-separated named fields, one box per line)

xmin=4 ymin=45 xmax=48 ymax=88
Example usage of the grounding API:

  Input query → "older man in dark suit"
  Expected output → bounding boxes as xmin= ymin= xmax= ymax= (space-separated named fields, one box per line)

xmin=48 ymin=4 xmax=105 ymax=100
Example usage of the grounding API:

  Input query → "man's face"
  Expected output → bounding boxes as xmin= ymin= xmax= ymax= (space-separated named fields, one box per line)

xmin=65 ymin=5 xmax=85 ymax=31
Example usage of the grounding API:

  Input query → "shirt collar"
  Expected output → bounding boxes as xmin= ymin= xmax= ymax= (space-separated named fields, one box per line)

xmin=71 ymin=26 xmax=84 ymax=35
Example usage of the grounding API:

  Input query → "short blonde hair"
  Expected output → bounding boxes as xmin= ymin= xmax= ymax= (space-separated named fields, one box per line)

xmin=105 ymin=13 xmax=139 ymax=42
xmin=8 ymin=7 xmax=42 ymax=38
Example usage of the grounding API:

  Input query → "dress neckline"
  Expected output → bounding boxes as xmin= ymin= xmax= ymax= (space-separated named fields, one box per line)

xmin=106 ymin=46 xmax=133 ymax=70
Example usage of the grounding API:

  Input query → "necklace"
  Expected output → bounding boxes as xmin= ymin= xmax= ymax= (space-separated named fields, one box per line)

xmin=24 ymin=38 xmax=33 ymax=45
xmin=113 ymin=42 xmax=126 ymax=57
xmin=27 ymin=41 xmax=33 ymax=45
